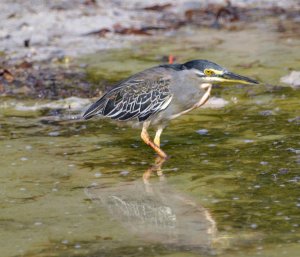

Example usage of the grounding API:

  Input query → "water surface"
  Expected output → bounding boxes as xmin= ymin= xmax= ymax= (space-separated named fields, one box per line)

xmin=1 ymin=25 xmax=300 ymax=257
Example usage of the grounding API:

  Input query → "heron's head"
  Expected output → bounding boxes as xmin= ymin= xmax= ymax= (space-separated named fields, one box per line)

xmin=183 ymin=59 xmax=258 ymax=85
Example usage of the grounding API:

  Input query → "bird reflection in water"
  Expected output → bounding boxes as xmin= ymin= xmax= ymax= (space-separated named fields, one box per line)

xmin=85 ymin=157 xmax=217 ymax=253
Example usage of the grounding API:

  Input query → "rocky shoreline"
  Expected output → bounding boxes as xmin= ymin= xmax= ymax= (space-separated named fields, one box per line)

xmin=1 ymin=0 xmax=299 ymax=61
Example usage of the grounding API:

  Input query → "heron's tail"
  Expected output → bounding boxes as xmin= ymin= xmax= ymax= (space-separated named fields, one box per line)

xmin=82 ymin=97 xmax=106 ymax=120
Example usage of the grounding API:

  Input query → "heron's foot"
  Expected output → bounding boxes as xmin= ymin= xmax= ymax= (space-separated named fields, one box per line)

xmin=141 ymin=126 xmax=168 ymax=159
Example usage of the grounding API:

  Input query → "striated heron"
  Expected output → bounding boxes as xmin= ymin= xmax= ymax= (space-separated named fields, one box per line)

xmin=83 ymin=59 xmax=258 ymax=158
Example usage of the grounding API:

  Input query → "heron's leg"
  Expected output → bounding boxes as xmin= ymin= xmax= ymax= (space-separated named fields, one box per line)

xmin=154 ymin=127 xmax=163 ymax=148
xmin=141 ymin=124 xmax=167 ymax=159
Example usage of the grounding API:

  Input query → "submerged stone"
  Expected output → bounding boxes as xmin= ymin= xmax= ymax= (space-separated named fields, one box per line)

xmin=280 ymin=71 xmax=300 ymax=88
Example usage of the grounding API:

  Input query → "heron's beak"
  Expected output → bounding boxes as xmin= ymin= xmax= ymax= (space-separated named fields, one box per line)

xmin=221 ymin=71 xmax=258 ymax=85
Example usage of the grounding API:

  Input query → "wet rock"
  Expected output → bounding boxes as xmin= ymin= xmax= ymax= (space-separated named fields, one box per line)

xmin=278 ymin=168 xmax=289 ymax=175
xmin=120 ymin=170 xmax=130 ymax=176
xmin=12 ymin=85 xmax=33 ymax=95
xmin=259 ymin=110 xmax=274 ymax=116
xmin=288 ymin=116 xmax=300 ymax=125
xmin=143 ymin=3 xmax=172 ymax=11
xmin=196 ymin=129 xmax=209 ymax=135
xmin=287 ymin=148 xmax=300 ymax=154
xmin=201 ymin=97 xmax=228 ymax=109
xmin=260 ymin=161 xmax=269 ymax=166
xmin=48 ymin=131 xmax=60 ymax=137
xmin=94 ymin=172 xmax=102 ymax=178
xmin=0 ymin=61 xmax=101 ymax=99
xmin=0 ymin=69 xmax=14 ymax=82
xmin=280 ymin=71 xmax=300 ymax=88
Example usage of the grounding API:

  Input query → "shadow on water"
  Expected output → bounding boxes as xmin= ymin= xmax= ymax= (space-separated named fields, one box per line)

xmin=85 ymin=157 xmax=217 ymax=256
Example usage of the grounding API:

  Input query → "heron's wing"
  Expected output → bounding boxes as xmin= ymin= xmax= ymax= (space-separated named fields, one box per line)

xmin=82 ymin=69 xmax=173 ymax=122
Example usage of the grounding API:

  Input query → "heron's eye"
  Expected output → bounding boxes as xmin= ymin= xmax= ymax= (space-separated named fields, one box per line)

xmin=204 ymin=69 xmax=215 ymax=76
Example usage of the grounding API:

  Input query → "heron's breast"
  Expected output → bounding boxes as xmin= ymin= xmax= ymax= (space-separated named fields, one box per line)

xmin=154 ymin=83 xmax=212 ymax=122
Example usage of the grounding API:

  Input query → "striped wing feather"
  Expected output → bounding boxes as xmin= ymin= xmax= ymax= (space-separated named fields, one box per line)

xmin=83 ymin=70 xmax=172 ymax=122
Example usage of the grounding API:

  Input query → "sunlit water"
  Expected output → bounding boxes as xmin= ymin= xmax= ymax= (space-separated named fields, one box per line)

xmin=1 ymin=24 xmax=300 ymax=257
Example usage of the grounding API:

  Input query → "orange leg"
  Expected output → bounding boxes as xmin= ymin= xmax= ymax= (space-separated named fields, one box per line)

xmin=141 ymin=125 xmax=167 ymax=159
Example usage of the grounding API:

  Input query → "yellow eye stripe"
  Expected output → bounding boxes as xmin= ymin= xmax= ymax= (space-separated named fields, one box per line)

xmin=204 ymin=69 xmax=224 ymax=76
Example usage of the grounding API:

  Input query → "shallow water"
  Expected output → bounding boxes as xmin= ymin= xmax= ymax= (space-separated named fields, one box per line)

xmin=1 ymin=24 xmax=300 ymax=257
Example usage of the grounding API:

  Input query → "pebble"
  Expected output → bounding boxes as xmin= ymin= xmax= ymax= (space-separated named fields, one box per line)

xmin=120 ymin=170 xmax=129 ymax=176
xmin=48 ymin=131 xmax=60 ymax=137
xmin=259 ymin=110 xmax=274 ymax=116
xmin=287 ymin=148 xmax=300 ymax=154
xmin=278 ymin=168 xmax=289 ymax=174
xmin=280 ymin=71 xmax=300 ymax=88
xmin=196 ymin=129 xmax=209 ymax=135
xmin=94 ymin=172 xmax=102 ymax=178
xmin=260 ymin=161 xmax=269 ymax=165
xmin=74 ymin=243 xmax=81 ymax=249
xmin=250 ymin=223 xmax=258 ymax=229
